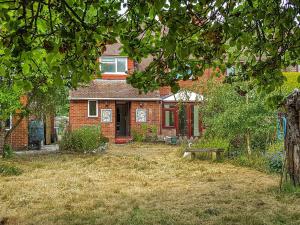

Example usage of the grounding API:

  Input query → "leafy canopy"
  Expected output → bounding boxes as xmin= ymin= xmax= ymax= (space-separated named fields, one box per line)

xmin=0 ymin=0 xmax=123 ymax=123
xmin=122 ymin=0 xmax=300 ymax=94
xmin=1 ymin=0 xmax=300 ymax=123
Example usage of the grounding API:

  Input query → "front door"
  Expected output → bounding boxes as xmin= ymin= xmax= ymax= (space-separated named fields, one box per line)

xmin=177 ymin=104 xmax=202 ymax=138
xmin=116 ymin=102 xmax=130 ymax=136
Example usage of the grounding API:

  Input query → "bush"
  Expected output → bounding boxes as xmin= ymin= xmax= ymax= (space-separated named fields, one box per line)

xmin=194 ymin=137 xmax=229 ymax=150
xmin=59 ymin=126 xmax=108 ymax=153
xmin=266 ymin=151 xmax=283 ymax=173
xmin=231 ymin=154 xmax=268 ymax=172
xmin=3 ymin=144 xmax=14 ymax=159
xmin=132 ymin=124 xmax=158 ymax=142
xmin=0 ymin=164 xmax=22 ymax=176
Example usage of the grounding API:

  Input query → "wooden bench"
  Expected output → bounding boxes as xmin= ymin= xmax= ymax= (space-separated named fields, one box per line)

xmin=184 ymin=148 xmax=225 ymax=160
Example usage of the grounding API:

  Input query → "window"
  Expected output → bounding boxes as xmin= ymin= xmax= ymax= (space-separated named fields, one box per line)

xmin=100 ymin=56 xmax=128 ymax=74
xmin=226 ymin=67 xmax=235 ymax=76
xmin=4 ymin=116 xmax=12 ymax=130
xmin=88 ymin=100 xmax=98 ymax=117
xmin=163 ymin=104 xmax=176 ymax=128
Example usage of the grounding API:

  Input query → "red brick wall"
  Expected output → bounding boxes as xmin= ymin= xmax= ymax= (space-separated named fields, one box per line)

xmin=69 ymin=100 xmax=162 ymax=142
xmin=161 ymin=128 xmax=176 ymax=137
xmin=6 ymin=96 xmax=29 ymax=150
xmin=69 ymin=100 xmax=116 ymax=142
xmin=99 ymin=101 xmax=116 ymax=141
xmin=6 ymin=116 xmax=28 ymax=150
xmin=158 ymin=68 xmax=220 ymax=97
xmin=130 ymin=101 xmax=161 ymax=135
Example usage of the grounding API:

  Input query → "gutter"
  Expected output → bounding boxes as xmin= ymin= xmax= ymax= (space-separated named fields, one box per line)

xmin=69 ymin=97 xmax=162 ymax=101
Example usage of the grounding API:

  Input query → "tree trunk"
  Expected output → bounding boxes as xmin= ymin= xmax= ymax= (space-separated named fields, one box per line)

xmin=0 ymin=121 xmax=6 ymax=157
xmin=246 ymin=131 xmax=251 ymax=155
xmin=245 ymin=94 xmax=251 ymax=155
xmin=285 ymin=89 xmax=300 ymax=186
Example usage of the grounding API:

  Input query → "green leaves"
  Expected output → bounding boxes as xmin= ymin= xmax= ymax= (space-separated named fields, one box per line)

xmin=22 ymin=63 xmax=30 ymax=75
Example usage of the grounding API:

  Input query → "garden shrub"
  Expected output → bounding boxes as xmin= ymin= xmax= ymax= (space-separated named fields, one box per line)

xmin=231 ymin=154 xmax=268 ymax=172
xmin=132 ymin=124 xmax=158 ymax=142
xmin=3 ymin=144 xmax=14 ymax=159
xmin=59 ymin=125 xmax=108 ymax=153
xmin=194 ymin=137 xmax=229 ymax=150
xmin=0 ymin=164 xmax=22 ymax=176
xmin=266 ymin=142 xmax=284 ymax=173
xmin=266 ymin=151 xmax=283 ymax=173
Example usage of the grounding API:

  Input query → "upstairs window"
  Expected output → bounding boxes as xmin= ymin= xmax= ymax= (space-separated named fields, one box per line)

xmin=226 ymin=67 xmax=235 ymax=76
xmin=100 ymin=56 xmax=128 ymax=74
xmin=88 ymin=100 xmax=98 ymax=117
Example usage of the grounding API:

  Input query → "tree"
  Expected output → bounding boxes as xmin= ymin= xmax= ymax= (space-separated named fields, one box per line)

xmin=201 ymin=80 xmax=275 ymax=155
xmin=0 ymin=0 xmax=123 ymax=152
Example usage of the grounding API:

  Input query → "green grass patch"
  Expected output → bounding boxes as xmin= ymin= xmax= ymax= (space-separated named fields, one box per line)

xmin=0 ymin=163 xmax=22 ymax=176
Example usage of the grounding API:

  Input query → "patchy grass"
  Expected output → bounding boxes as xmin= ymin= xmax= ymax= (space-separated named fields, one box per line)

xmin=0 ymin=143 xmax=300 ymax=225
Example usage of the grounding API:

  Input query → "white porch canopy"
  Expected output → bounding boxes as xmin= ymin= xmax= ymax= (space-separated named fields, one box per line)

xmin=162 ymin=90 xmax=204 ymax=102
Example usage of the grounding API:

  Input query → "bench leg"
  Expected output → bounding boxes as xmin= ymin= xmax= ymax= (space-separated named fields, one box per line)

xmin=191 ymin=152 xmax=196 ymax=160
xmin=216 ymin=152 xmax=221 ymax=161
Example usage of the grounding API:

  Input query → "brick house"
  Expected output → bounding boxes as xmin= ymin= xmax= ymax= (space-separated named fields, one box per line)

xmin=69 ymin=44 xmax=208 ymax=143
xmin=3 ymin=96 xmax=56 ymax=150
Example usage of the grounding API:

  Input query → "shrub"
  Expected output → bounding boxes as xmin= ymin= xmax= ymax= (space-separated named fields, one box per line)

xmin=132 ymin=129 xmax=145 ymax=142
xmin=231 ymin=154 xmax=268 ymax=172
xmin=265 ymin=142 xmax=284 ymax=173
xmin=3 ymin=144 xmax=14 ymax=159
xmin=132 ymin=124 xmax=158 ymax=142
xmin=194 ymin=137 xmax=229 ymax=150
xmin=0 ymin=164 xmax=22 ymax=176
xmin=266 ymin=151 xmax=283 ymax=173
xmin=59 ymin=125 xmax=108 ymax=153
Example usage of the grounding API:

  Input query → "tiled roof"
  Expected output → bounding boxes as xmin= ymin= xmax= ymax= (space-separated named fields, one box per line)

xmin=102 ymin=43 xmax=122 ymax=56
xmin=69 ymin=80 xmax=161 ymax=100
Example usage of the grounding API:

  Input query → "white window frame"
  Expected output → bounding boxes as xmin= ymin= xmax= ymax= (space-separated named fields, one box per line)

xmin=88 ymin=100 xmax=98 ymax=118
xmin=5 ymin=115 xmax=12 ymax=130
xmin=100 ymin=56 xmax=128 ymax=74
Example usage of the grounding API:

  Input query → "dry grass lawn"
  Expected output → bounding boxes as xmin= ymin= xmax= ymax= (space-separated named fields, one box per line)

xmin=1 ymin=143 xmax=300 ymax=225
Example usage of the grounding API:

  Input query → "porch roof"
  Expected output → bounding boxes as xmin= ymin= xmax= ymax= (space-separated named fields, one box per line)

xmin=69 ymin=80 xmax=161 ymax=101
xmin=162 ymin=90 xmax=204 ymax=102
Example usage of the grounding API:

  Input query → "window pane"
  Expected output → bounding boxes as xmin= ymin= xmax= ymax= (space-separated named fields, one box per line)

xmin=89 ymin=101 xmax=97 ymax=116
xmin=101 ymin=57 xmax=115 ymax=63
xmin=164 ymin=110 xmax=175 ymax=127
xmin=226 ymin=67 xmax=235 ymax=76
xmin=164 ymin=104 xmax=176 ymax=109
xmin=101 ymin=57 xmax=116 ymax=73
xmin=102 ymin=63 xmax=116 ymax=73
xmin=192 ymin=105 xmax=200 ymax=136
xmin=117 ymin=58 xmax=126 ymax=73
xmin=5 ymin=118 xmax=11 ymax=129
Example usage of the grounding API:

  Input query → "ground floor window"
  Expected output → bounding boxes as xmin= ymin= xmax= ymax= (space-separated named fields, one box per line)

xmin=88 ymin=100 xmax=98 ymax=117
xmin=163 ymin=104 xmax=176 ymax=128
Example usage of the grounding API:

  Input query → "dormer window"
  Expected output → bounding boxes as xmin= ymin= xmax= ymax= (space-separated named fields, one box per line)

xmin=100 ymin=56 xmax=128 ymax=74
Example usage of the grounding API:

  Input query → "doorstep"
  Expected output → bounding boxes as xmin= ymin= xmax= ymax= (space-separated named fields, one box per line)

xmin=115 ymin=136 xmax=133 ymax=144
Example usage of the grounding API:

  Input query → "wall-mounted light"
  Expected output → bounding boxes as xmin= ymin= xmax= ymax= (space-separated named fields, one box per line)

xmin=105 ymin=101 xmax=109 ymax=107
xmin=139 ymin=102 xmax=144 ymax=108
